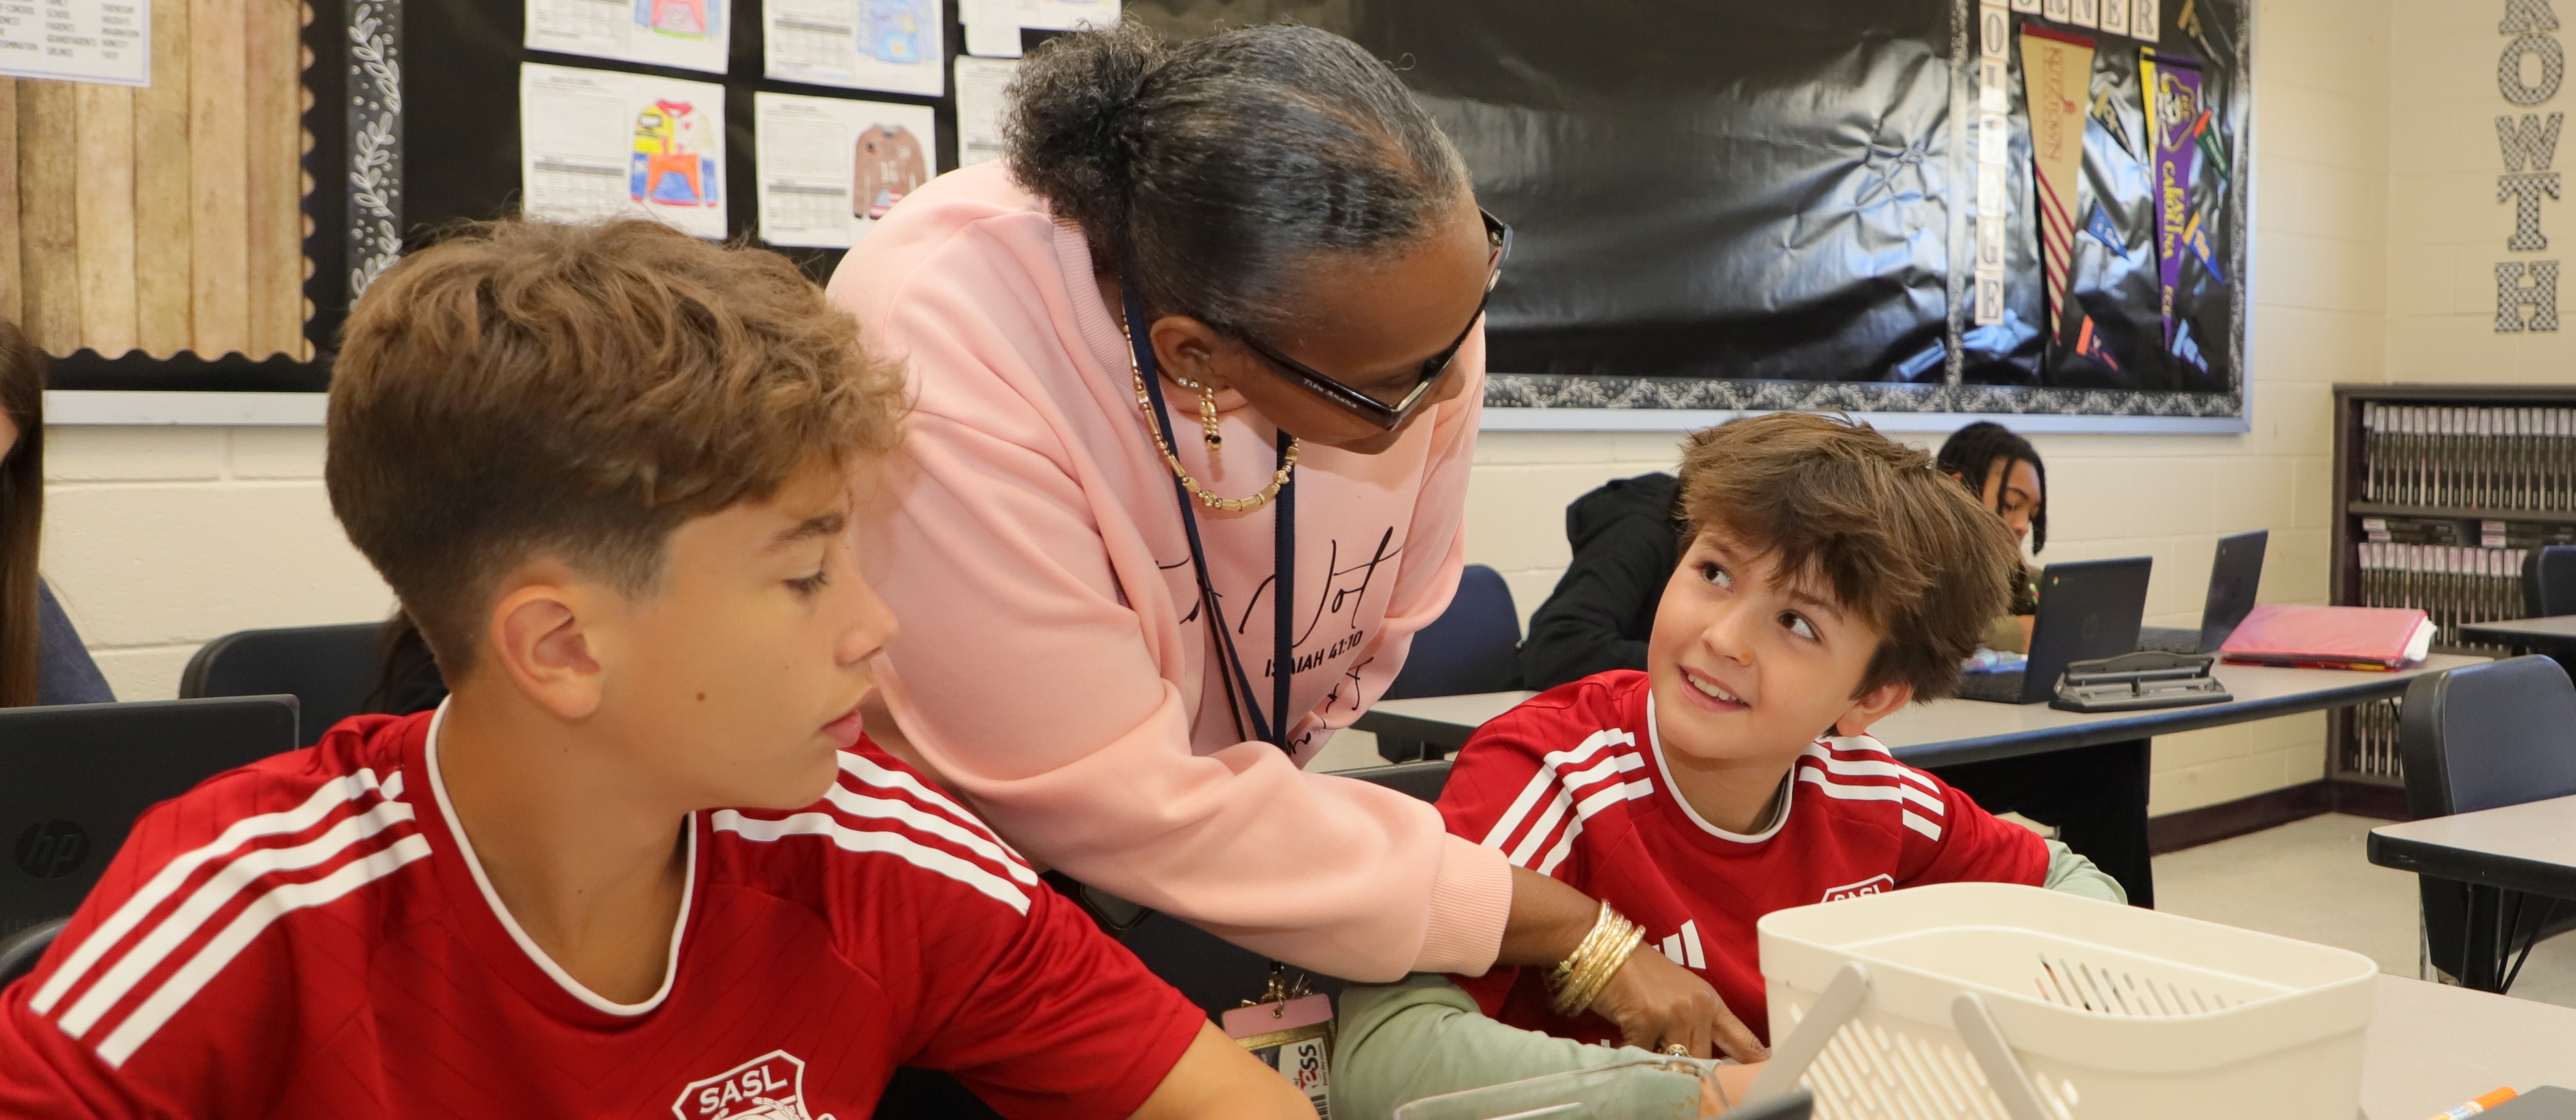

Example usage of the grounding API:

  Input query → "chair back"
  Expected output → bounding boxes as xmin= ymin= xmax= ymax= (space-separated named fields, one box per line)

xmin=179 ymin=623 xmax=383 ymax=746
xmin=2526 ymin=544 xmax=2576 ymax=617
xmin=0 ymin=916 xmax=66 ymax=990
xmin=1384 ymin=566 xmax=1521 ymax=701
xmin=2398 ymin=655 xmax=2576 ymax=820
xmin=2397 ymin=656 xmax=2576 ymax=982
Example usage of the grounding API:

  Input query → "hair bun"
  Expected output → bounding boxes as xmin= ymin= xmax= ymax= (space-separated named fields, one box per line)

xmin=1004 ymin=19 xmax=1168 ymax=246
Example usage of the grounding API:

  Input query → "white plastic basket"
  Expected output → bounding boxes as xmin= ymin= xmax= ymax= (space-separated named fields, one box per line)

xmin=1741 ymin=883 xmax=2378 ymax=1120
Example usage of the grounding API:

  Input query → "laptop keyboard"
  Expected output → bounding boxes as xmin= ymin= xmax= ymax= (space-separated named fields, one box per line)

xmin=2136 ymin=626 xmax=2204 ymax=655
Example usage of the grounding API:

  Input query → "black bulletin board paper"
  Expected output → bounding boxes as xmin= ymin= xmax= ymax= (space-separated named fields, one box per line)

xmin=1142 ymin=0 xmax=2251 ymax=423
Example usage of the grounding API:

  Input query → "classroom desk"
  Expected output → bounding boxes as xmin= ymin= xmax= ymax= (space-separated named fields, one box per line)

xmin=1354 ymin=655 xmax=2486 ymax=765
xmin=2460 ymin=614 xmax=2576 ymax=657
xmin=2361 ymin=974 xmax=2576 ymax=1118
xmin=2369 ymin=795 xmax=2576 ymax=992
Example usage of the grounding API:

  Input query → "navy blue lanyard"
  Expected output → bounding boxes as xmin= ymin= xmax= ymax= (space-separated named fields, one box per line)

xmin=1123 ymin=281 xmax=1296 ymax=752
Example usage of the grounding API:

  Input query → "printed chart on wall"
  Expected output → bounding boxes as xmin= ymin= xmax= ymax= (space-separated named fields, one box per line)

xmin=954 ymin=56 xmax=1017 ymax=167
xmin=521 ymin=63 xmax=729 ymax=240
xmin=765 ymin=0 xmax=945 ymax=97
xmin=0 ymin=0 xmax=150 ymax=85
xmin=755 ymin=93 xmax=937 ymax=248
xmin=527 ymin=0 xmax=732 ymax=75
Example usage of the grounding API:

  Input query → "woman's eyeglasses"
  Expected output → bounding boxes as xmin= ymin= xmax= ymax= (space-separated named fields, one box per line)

xmin=1223 ymin=209 xmax=1513 ymax=432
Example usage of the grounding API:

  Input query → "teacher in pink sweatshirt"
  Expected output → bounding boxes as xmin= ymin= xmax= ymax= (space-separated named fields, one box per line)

xmin=830 ymin=21 xmax=1759 ymax=1061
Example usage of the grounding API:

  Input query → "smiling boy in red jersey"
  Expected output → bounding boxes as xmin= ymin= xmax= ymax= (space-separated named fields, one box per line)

xmin=0 ymin=218 xmax=1311 ymax=1120
xmin=1330 ymin=413 xmax=2122 ymax=1118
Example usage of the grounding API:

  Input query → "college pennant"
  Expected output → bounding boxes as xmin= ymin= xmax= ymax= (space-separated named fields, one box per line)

xmin=2073 ymin=312 xmax=2122 ymax=371
xmin=2142 ymin=51 xmax=2204 ymax=350
xmin=2023 ymin=27 xmax=2098 ymax=346
xmin=2083 ymin=201 xmax=2128 ymax=255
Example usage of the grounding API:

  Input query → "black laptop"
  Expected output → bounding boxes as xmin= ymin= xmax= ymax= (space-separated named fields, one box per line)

xmin=1957 ymin=557 xmax=2155 ymax=705
xmin=2 ymin=696 xmax=300 ymax=937
xmin=2137 ymin=530 xmax=2269 ymax=655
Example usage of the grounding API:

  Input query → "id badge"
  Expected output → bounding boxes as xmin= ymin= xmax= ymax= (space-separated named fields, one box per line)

xmin=1224 ymin=980 xmax=1334 ymax=1119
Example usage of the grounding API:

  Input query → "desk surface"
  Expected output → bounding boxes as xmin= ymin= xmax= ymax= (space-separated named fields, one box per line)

xmin=1358 ymin=655 xmax=2484 ymax=765
xmin=2461 ymin=614 xmax=2576 ymax=652
xmin=2363 ymin=974 xmax=2576 ymax=1118
xmin=2368 ymin=794 xmax=2576 ymax=898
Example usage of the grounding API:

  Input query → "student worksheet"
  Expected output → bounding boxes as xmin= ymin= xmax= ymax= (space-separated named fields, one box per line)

xmin=755 ymin=92 xmax=937 ymax=248
xmin=520 ymin=63 xmax=729 ymax=240
xmin=526 ymin=0 xmax=730 ymax=75
xmin=764 ymin=0 xmax=945 ymax=97
xmin=953 ymin=55 xmax=1017 ymax=167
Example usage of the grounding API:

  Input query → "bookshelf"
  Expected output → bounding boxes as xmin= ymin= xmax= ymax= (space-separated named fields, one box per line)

xmin=2329 ymin=384 xmax=2576 ymax=795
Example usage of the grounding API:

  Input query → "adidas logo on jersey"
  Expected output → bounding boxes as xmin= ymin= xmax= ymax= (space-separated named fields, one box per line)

xmin=1820 ymin=874 xmax=1895 ymax=902
xmin=673 ymin=1050 xmax=833 ymax=1120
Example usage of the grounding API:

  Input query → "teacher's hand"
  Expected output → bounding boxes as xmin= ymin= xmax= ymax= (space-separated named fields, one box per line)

xmin=1591 ymin=948 xmax=1767 ymax=1065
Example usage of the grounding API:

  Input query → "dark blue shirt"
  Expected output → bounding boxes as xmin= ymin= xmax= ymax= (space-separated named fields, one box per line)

xmin=35 ymin=580 xmax=113 ymax=706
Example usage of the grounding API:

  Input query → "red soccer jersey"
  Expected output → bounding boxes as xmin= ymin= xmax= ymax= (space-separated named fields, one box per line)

xmin=1439 ymin=671 xmax=2048 ymax=1045
xmin=0 ymin=708 xmax=1205 ymax=1119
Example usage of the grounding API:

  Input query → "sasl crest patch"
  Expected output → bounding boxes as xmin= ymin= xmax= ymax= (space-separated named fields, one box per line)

xmin=672 ymin=1050 xmax=834 ymax=1120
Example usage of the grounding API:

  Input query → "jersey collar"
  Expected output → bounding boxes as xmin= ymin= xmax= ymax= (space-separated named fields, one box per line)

xmin=1643 ymin=690 xmax=1795 ymax=844
xmin=421 ymin=700 xmax=696 ymax=1019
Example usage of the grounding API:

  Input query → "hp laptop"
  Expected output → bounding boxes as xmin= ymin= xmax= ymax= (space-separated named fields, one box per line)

xmin=1957 ymin=557 xmax=2154 ymax=705
xmin=2137 ymin=530 xmax=2268 ymax=655
xmin=2 ymin=695 xmax=299 ymax=936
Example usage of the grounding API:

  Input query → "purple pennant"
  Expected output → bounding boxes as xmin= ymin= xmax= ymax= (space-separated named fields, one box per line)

xmin=2147 ymin=54 xmax=2204 ymax=351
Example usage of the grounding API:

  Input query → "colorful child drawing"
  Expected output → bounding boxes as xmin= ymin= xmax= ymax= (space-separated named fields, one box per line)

xmin=860 ymin=0 xmax=928 ymax=64
xmin=633 ymin=100 xmax=721 ymax=209
xmin=636 ymin=0 xmax=718 ymax=38
xmin=853 ymin=125 xmax=928 ymax=220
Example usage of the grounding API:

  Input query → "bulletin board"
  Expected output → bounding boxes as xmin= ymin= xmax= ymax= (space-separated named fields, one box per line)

xmin=6 ymin=0 xmax=328 ymax=392
xmin=1139 ymin=0 xmax=2254 ymax=429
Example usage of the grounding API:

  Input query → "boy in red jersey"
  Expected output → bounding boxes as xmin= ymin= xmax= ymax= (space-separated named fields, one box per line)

xmin=1331 ymin=413 xmax=2121 ymax=1118
xmin=0 ymin=218 xmax=1312 ymax=1120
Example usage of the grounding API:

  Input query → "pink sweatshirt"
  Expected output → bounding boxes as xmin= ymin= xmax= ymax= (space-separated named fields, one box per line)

xmin=826 ymin=163 xmax=1513 ymax=980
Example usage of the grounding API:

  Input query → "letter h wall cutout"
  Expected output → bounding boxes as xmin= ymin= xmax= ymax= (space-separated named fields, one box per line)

xmin=2501 ymin=0 xmax=2565 ymax=332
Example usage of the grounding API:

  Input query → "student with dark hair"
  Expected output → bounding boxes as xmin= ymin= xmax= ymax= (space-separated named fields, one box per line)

xmin=1925 ymin=421 xmax=2156 ymax=907
xmin=830 ymin=19 xmax=1732 ymax=1051
xmin=1516 ymin=472 xmax=1684 ymax=693
xmin=1935 ymin=421 xmax=2047 ymax=651
xmin=0 ymin=320 xmax=111 ymax=708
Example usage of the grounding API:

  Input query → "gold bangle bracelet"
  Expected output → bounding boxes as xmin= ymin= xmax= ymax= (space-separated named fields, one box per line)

xmin=1550 ymin=905 xmax=1645 ymax=1018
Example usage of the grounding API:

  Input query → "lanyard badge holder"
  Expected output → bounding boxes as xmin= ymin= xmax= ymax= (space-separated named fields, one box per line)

xmin=1221 ymin=964 xmax=1334 ymax=1116
xmin=1129 ymin=285 xmax=1335 ymax=1108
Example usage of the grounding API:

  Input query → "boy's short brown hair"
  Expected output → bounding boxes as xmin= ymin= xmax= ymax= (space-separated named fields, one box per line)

xmin=1675 ymin=412 xmax=2018 ymax=702
xmin=326 ymin=218 xmax=905 ymax=676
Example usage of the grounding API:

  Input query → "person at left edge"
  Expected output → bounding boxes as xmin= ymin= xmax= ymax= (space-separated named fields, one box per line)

xmin=0 ymin=218 xmax=1310 ymax=1119
xmin=831 ymin=20 xmax=1755 ymax=1061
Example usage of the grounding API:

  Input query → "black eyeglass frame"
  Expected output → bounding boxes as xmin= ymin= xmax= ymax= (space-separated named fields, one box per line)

xmin=1218 ymin=208 xmax=1513 ymax=432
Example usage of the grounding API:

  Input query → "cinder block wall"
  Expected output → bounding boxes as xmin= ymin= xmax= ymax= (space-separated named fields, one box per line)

xmin=38 ymin=427 xmax=392 ymax=701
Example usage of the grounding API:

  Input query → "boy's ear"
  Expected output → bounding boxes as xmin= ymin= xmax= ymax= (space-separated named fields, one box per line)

xmin=1832 ymin=679 xmax=1914 ymax=738
xmin=485 ymin=558 xmax=609 ymax=721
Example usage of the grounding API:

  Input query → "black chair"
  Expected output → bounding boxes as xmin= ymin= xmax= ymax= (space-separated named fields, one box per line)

xmin=2523 ymin=544 xmax=2576 ymax=617
xmin=1379 ymin=566 xmax=1521 ymax=762
xmin=0 ymin=917 xmax=67 ymax=990
xmin=2398 ymin=655 xmax=2576 ymax=991
xmin=179 ymin=623 xmax=383 ymax=747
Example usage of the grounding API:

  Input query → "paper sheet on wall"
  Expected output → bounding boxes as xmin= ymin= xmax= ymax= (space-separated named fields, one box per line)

xmin=527 ymin=0 xmax=729 ymax=74
xmin=954 ymin=55 xmax=1019 ymax=167
xmin=1019 ymin=0 xmax=1116 ymax=32
xmin=755 ymin=92 xmax=937 ymax=248
xmin=0 ymin=0 xmax=149 ymax=86
xmin=961 ymin=0 xmax=1020 ymax=58
xmin=520 ymin=63 xmax=729 ymax=240
xmin=764 ymin=0 xmax=945 ymax=96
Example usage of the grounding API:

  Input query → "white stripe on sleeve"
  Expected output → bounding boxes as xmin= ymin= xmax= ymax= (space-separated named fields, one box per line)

xmin=713 ymin=810 xmax=1031 ymax=915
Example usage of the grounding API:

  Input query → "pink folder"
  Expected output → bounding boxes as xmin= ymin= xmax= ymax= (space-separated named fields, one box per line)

xmin=2219 ymin=604 xmax=2436 ymax=670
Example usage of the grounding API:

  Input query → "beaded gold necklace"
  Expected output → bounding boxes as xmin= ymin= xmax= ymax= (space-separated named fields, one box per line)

xmin=1117 ymin=313 xmax=1299 ymax=513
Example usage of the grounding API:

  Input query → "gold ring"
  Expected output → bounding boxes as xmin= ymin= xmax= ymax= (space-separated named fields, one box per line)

xmin=1663 ymin=1044 xmax=1691 ymax=1057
